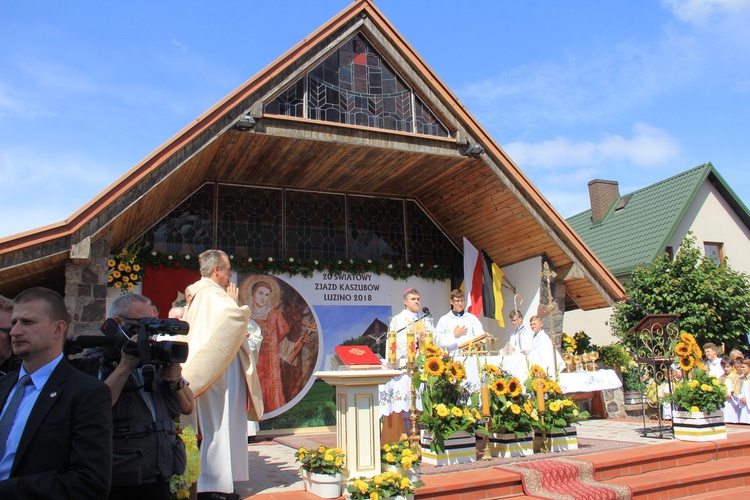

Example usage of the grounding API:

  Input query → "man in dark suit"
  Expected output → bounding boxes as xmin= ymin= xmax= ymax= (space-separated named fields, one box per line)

xmin=0 ymin=287 xmax=113 ymax=499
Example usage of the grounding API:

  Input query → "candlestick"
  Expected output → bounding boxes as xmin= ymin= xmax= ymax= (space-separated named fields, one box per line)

xmin=407 ymin=326 xmax=416 ymax=363
xmin=422 ymin=329 xmax=433 ymax=352
xmin=481 ymin=386 xmax=491 ymax=417
xmin=387 ymin=331 xmax=397 ymax=366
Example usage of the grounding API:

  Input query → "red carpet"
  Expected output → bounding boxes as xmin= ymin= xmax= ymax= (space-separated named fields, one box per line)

xmin=498 ymin=458 xmax=632 ymax=500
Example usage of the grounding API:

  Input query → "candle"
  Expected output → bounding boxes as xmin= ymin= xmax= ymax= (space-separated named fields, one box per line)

xmin=387 ymin=331 xmax=397 ymax=366
xmin=407 ymin=326 xmax=416 ymax=363
xmin=534 ymin=379 xmax=546 ymax=412
xmin=481 ymin=386 xmax=491 ymax=417
xmin=422 ymin=330 xmax=433 ymax=352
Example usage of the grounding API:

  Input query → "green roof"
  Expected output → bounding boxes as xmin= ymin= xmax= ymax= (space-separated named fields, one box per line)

xmin=567 ymin=163 xmax=750 ymax=277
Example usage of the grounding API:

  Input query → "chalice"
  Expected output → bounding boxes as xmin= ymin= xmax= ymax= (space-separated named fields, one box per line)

xmin=573 ymin=354 xmax=583 ymax=372
xmin=589 ymin=351 xmax=599 ymax=371
xmin=562 ymin=352 xmax=574 ymax=372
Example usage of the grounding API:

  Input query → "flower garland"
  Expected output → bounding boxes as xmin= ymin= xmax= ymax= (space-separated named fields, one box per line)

xmin=137 ymin=249 xmax=450 ymax=281
xmin=107 ymin=246 xmax=142 ymax=293
xmin=169 ymin=426 xmax=200 ymax=499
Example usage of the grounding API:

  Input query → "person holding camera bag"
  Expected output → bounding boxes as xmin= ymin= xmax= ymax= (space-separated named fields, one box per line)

xmin=95 ymin=294 xmax=194 ymax=500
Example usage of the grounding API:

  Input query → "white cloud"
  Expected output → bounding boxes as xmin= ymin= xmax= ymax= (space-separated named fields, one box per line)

xmin=663 ymin=0 xmax=750 ymax=24
xmin=504 ymin=123 xmax=681 ymax=169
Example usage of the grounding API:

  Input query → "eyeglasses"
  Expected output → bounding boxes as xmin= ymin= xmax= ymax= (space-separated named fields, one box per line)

xmin=451 ymin=299 xmax=465 ymax=303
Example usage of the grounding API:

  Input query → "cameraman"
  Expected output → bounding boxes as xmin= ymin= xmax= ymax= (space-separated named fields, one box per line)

xmin=95 ymin=294 xmax=194 ymax=500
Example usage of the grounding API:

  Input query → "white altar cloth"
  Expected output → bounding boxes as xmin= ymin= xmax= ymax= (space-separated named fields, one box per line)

xmin=558 ymin=369 xmax=622 ymax=393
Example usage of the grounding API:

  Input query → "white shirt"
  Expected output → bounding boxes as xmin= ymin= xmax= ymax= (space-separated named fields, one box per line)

xmin=706 ymin=357 xmax=724 ymax=378
xmin=509 ymin=324 xmax=532 ymax=353
xmin=435 ymin=310 xmax=484 ymax=352
xmin=527 ymin=329 xmax=564 ymax=375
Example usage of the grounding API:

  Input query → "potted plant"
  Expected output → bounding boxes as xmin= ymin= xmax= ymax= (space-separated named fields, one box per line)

xmin=413 ymin=345 xmax=480 ymax=465
xmin=476 ymin=364 xmax=535 ymax=457
xmin=169 ymin=425 xmax=200 ymax=500
xmin=348 ymin=471 xmax=421 ymax=500
xmin=294 ymin=446 xmax=346 ymax=498
xmin=381 ymin=439 xmax=421 ymax=482
xmin=664 ymin=332 xmax=728 ymax=441
xmin=525 ymin=364 xmax=589 ymax=452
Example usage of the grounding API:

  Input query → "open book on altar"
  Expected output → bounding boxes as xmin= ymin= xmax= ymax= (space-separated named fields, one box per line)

xmin=333 ymin=345 xmax=383 ymax=370
xmin=458 ymin=332 xmax=492 ymax=350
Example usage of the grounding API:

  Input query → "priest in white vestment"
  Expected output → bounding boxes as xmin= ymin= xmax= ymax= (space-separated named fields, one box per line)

xmin=183 ymin=250 xmax=264 ymax=499
xmin=527 ymin=314 xmax=564 ymax=376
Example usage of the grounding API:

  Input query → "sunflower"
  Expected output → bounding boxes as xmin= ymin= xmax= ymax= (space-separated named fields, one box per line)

xmin=675 ymin=342 xmax=691 ymax=356
xmin=491 ymin=378 xmax=509 ymax=396
xmin=680 ymin=331 xmax=697 ymax=345
xmin=107 ymin=275 xmax=114 ymax=283
xmin=679 ymin=356 xmax=695 ymax=371
xmin=510 ymin=404 xmax=521 ymax=415
xmin=132 ymin=264 xmax=141 ymax=272
xmin=507 ymin=378 xmax=522 ymax=397
xmin=130 ymin=273 xmax=139 ymax=281
xmin=548 ymin=381 xmax=562 ymax=394
xmin=423 ymin=344 xmax=443 ymax=357
xmin=424 ymin=357 xmax=445 ymax=376
xmin=481 ymin=364 xmax=501 ymax=376
xmin=112 ymin=270 xmax=121 ymax=278
xmin=532 ymin=378 xmax=547 ymax=392
xmin=449 ymin=362 xmax=466 ymax=382
xmin=108 ymin=259 xmax=116 ymax=268
xmin=529 ymin=364 xmax=547 ymax=379
xmin=692 ymin=344 xmax=703 ymax=358
xmin=548 ymin=401 xmax=562 ymax=412
xmin=117 ymin=263 xmax=126 ymax=271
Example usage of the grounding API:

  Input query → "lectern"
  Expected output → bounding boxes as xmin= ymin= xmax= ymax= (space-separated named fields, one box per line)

xmin=314 ymin=369 xmax=401 ymax=479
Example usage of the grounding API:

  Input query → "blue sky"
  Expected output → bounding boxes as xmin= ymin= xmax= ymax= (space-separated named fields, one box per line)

xmin=1 ymin=0 xmax=749 ymax=239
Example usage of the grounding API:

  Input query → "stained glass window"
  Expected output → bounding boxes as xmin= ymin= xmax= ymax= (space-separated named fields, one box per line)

xmin=264 ymin=33 xmax=449 ymax=138
xmin=216 ymin=185 xmax=283 ymax=260
xmin=347 ymin=196 xmax=405 ymax=263
xmin=144 ymin=184 xmax=214 ymax=256
xmin=286 ymin=191 xmax=347 ymax=260
xmin=145 ymin=184 xmax=457 ymax=267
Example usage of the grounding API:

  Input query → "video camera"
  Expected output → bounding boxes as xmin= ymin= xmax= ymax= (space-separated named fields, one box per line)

xmin=67 ymin=317 xmax=189 ymax=366
xmin=66 ymin=317 xmax=190 ymax=390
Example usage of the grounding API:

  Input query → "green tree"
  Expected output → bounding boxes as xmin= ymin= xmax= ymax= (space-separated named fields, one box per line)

xmin=610 ymin=234 xmax=750 ymax=351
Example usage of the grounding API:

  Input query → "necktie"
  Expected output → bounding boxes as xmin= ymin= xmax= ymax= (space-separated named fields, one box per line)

xmin=0 ymin=374 xmax=32 ymax=457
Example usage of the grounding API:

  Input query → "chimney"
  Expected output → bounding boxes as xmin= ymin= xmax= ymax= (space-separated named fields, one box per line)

xmin=587 ymin=179 xmax=619 ymax=223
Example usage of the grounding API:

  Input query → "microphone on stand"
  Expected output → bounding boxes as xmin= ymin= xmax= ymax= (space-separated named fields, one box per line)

xmin=420 ymin=307 xmax=431 ymax=319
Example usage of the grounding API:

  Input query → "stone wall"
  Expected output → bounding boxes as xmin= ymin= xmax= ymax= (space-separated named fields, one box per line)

xmin=64 ymin=233 xmax=111 ymax=337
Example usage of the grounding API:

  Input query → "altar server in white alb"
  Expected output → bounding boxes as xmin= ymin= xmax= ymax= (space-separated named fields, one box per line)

xmin=527 ymin=315 xmax=564 ymax=375
xmin=435 ymin=289 xmax=484 ymax=353
xmin=508 ymin=309 xmax=532 ymax=354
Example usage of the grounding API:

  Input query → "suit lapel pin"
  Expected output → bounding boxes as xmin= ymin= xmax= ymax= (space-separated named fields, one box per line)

xmin=49 ymin=391 xmax=58 ymax=398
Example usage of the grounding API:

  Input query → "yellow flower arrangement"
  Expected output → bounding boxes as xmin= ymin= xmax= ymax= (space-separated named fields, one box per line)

xmin=524 ymin=365 xmax=588 ymax=432
xmin=381 ymin=439 xmax=421 ymax=470
xmin=665 ymin=331 xmax=727 ymax=413
xmin=413 ymin=345 xmax=479 ymax=452
xmin=108 ymin=245 xmax=143 ymax=294
xmin=294 ymin=446 xmax=345 ymax=475
xmin=479 ymin=364 xmax=535 ymax=437
xmin=169 ymin=426 xmax=200 ymax=499
xmin=347 ymin=471 xmax=422 ymax=500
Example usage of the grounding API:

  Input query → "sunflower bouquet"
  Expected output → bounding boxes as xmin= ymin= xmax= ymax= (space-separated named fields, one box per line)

xmin=477 ymin=364 xmax=535 ymax=437
xmin=665 ymin=332 xmax=727 ymax=414
xmin=524 ymin=364 xmax=589 ymax=433
xmin=561 ymin=333 xmax=577 ymax=353
xmin=107 ymin=246 xmax=142 ymax=293
xmin=414 ymin=345 xmax=480 ymax=452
